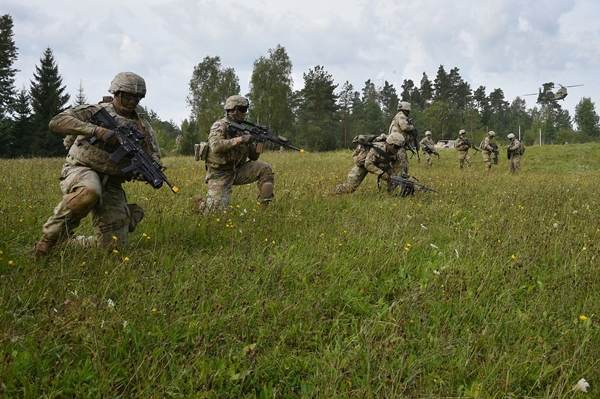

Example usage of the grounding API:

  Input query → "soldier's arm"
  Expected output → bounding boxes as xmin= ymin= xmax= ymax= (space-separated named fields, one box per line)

xmin=144 ymin=122 xmax=162 ymax=163
xmin=364 ymin=149 xmax=385 ymax=176
xmin=508 ymin=140 xmax=520 ymax=151
xmin=248 ymin=143 xmax=260 ymax=161
xmin=208 ymin=120 xmax=243 ymax=153
xmin=48 ymin=104 xmax=102 ymax=137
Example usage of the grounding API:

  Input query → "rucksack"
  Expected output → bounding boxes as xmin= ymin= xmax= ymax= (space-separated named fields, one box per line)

xmin=352 ymin=134 xmax=386 ymax=146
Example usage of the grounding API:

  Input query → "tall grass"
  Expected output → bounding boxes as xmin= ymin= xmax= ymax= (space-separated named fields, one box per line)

xmin=0 ymin=144 xmax=598 ymax=397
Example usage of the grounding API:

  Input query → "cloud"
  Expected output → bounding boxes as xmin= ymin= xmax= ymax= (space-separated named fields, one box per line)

xmin=7 ymin=0 xmax=599 ymax=123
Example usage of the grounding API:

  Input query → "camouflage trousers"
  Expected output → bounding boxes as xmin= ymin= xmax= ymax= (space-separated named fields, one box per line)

xmin=201 ymin=161 xmax=274 ymax=213
xmin=334 ymin=163 xmax=403 ymax=194
xmin=509 ymin=155 xmax=521 ymax=173
xmin=41 ymin=164 xmax=143 ymax=248
xmin=458 ymin=150 xmax=470 ymax=168
xmin=482 ymin=151 xmax=493 ymax=170
xmin=423 ymin=152 xmax=433 ymax=167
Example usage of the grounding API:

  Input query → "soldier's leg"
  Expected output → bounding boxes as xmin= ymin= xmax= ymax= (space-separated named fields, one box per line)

xmin=203 ymin=171 xmax=235 ymax=213
xmin=398 ymin=149 xmax=409 ymax=175
xmin=334 ymin=165 xmax=368 ymax=194
xmin=425 ymin=153 xmax=432 ymax=166
xmin=91 ymin=180 xmax=132 ymax=249
xmin=233 ymin=160 xmax=275 ymax=204
xmin=458 ymin=151 xmax=466 ymax=168
xmin=483 ymin=153 xmax=492 ymax=170
xmin=34 ymin=165 xmax=102 ymax=256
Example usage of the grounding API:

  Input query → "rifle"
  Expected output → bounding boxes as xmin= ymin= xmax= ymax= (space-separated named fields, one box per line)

xmin=89 ymin=108 xmax=179 ymax=193
xmin=227 ymin=120 xmax=303 ymax=152
xmin=378 ymin=174 xmax=437 ymax=196
xmin=423 ymin=145 xmax=440 ymax=159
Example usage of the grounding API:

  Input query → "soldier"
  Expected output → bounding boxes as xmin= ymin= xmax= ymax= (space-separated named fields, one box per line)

xmin=198 ymin=95 xmax=274 ymax=213
xmin=506 ymin=133 xmax=524 ymax=173
xmin=387 ymin=101 xmax=415 ymax=176
xmin=334 ymin=133 xmax=402 ymax=194
xmin=33 ymin=72 xmax=161 ymax=256
xmin=455 ymin=129 xmax=473 ymax=168
xmin=419 ymin=131 xmax=438 ymax=167
xmin=480 ymin=131 xmax=498 ymax=171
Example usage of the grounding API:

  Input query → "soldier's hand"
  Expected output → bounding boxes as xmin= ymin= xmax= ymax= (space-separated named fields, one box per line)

xmin=234 ymin=134 xmax=253 ymax=145
xmin=380 ymin=172 xmax=390 ymax=181
xmin=94 ymin=127 xmax=118 ymax=145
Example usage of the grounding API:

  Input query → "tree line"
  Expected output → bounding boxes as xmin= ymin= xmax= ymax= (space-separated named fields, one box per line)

xmin=1 ymin=14 xmax=600 ymax=157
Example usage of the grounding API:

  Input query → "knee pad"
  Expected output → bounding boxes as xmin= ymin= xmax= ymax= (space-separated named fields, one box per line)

xmin=258 ymin=164 xmax=274 ymax=184
xmin=65 ymin=186 xmax=99 ymax=218
xmin=258 ymin=181 xmax=274 ymax=202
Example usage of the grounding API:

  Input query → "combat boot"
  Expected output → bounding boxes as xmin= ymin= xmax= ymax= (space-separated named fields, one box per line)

xmin=258 ymin=182 xmax=274 ymax=205
xmin=33 ymin=235 xmax=57 ymax=258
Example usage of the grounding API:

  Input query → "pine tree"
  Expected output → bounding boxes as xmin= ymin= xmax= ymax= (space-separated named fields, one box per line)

xmin=73 ymin=80 xmax=87 ymax=106
xmin=379 ymin=81 xmax=399 ymax=123
xmin=295 ymin=65 xmax=338 ymax=151
xmin=337 ymin=81 xmax=354 ymax=147
xmin=188 ymin=56 xmax=240 ymax=142
xmin=433 ymin=65 xmax=450 ymax=101
xmin=574 ymin=98 xmax=600 ymax=137
xmin=9 ymin=88 xmax=32 ymax=156
xmin=0 ymin=14 xmax=18 ymax=119
xmin=419 ymin=72 xmax=433 ymax=108
xmin=29 ymin=47 xmax=70 ymax=156
xmin=248 ymin=45 xmax=294 ymax=135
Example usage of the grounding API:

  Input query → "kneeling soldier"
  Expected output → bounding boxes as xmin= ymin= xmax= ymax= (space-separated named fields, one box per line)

xmin=199 ymin=95 xmax=274 ymax=213
xmin=34 ymin=72 xmax=161 ymax=256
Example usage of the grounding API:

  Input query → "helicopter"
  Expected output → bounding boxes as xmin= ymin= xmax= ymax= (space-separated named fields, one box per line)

xmin=523 ymin=82 xmax=584 ymax=104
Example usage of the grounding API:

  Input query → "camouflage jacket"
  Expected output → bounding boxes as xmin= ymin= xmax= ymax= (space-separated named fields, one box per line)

xmin=419 ymin=137 xmax=435 ymax=153
xmin=49 ymin=103 xmax=161 ymax=176
xmin=480 ymin=137 xmax=496 ymax=153
xmin=455 ymin=136 xmax=471 ymax=151
xmin=364 ymin=142 xmax=399 ymax=176
xmin=388 ymin=111 xmax=414 ymax=137
xmin=508 ymin=138 xmax=523 ymax=155
xmin=206 ymin=117 xmax=260 ymax=171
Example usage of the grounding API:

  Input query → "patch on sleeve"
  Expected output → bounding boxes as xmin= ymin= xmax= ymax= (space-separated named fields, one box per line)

xmin=210 ymin=121 xmax=223 ymax=131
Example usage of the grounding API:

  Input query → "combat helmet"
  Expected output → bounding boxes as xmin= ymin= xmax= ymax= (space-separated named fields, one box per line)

xmin=386 ymin=133 xmax=404 ymax=146
xmin=224 ymin=95 xmax=249 ymax=111
xmin=398 ymin=101 xmax=411 ymax=112
xmin=488 ymin=130 xmax=496 ymax=137
xmin=458 ymin=129 xmax=466 ymax=136
xmin=109 ymin=72 xmax=146 ymax=97
xmin=425 ymin=130 xmax=432 ymax=136
xmin=507 ymin=133 xmax=515 ymax=139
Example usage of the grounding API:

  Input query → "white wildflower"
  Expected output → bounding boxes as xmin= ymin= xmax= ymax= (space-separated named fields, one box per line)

xmin=430 ymin=243 xmax=439 ymax=249
xmin=122 ymin=320 xmax=129 ymax=329
xmin=454 ymin=249 xmax=459 ymax=258
xmin=420 ymin=224 xmax=428 ymax=230
xmin=573 ymin=378 xmax=590 ymax=393
xmin=107 ymin=298 xmax=115 ymax=309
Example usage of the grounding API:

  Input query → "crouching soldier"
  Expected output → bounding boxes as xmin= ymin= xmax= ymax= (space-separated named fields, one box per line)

xmin=34 ymin=72 xmax=162 ymax=256
xmin=334 ymin=133 xmax=405 ymax=193
xmin=197 ymin=95 xmax=274 ymax=213
xmin=419 ymin=131 xmax=438 ymax=166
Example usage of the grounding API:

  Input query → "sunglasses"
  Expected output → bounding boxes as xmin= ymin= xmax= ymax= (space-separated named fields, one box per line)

xmin=235 ymin=106 xmax=248 ymax=113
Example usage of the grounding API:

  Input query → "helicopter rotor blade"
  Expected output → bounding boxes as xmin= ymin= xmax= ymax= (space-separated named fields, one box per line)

xmin=564 ymin=84 xmax=584 ymax=88
xmin=522 ymin=93 xmax=538 ymax=96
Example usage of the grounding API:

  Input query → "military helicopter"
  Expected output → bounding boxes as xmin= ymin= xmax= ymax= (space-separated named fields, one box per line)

xmin=523 ymin=82 xmax=583 ymax=104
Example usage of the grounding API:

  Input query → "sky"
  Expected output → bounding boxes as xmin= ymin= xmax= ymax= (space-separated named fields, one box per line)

xmin=6 ymin=0 xmax=600 ymax=126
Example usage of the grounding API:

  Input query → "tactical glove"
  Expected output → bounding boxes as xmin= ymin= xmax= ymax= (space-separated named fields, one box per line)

xmin=94 ymin=127 xmax=118 ymax=145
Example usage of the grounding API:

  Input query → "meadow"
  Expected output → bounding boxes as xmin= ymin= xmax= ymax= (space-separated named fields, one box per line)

xmin=0 ymin=144 xmax=599 ymax=398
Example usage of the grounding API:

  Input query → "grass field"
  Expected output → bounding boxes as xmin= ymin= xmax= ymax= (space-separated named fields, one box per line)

xmin=0 ymin=144 xmax=599 ymax=398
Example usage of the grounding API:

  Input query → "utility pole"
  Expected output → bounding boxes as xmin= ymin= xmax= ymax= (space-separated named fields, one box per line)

xmin=539 ymin=128 xmax=542 ymax=146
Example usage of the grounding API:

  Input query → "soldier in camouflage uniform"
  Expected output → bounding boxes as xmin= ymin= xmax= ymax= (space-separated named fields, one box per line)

xmin=480 ymin=131 xmax=498 ymax=171
xmin=506 ymin=133 xmax=523 ymax=173
xmin=387 ymin=101 xmax=415 ymax=175
xmin=33 ymin=72 xmax=161 ymax=256
xmin=455 ymin=129 xmax=472 ymax=168
xmin=198 ymin=95 xmax=274 ymax=213
xmin=334 ymin=133 xmax=403 ymax=194
xmin=419 ymin=131 xmax=437 ymax=167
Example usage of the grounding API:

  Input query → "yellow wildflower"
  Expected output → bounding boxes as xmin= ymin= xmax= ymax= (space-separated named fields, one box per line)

xmin=579 ymin=314 xmax=588 ymax=321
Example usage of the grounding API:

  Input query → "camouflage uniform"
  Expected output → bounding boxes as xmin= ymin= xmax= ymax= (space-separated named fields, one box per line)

xmin=455 ymin=130 xmax=471 ymax=168
xmin=507 ymin=134 xmax=523 ymax=173
xmin=387 ymin=102 xmax=414 ymax=175
xmin=35 ymin=73 xmax=160 ymax=255
xmin=201 ymin=116 xmax=274 ymax=213
xmin=480 ymin=132 xmax=497 ymax=170
xmin=334 ymin=134 xmax=404 ymax=194
xmin=419 ymin=133 xmax=436 ymax=166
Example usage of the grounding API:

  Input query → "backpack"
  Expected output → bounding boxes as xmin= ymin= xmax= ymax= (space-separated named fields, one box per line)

xmin=519 ymin=142 xmax=526 ymax=155
xmin=352 ymin=134 xmax=386 ymax=146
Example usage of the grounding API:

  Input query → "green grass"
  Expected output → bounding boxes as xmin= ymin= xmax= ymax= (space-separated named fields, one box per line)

xmin=0 ymin=144 xmax=599 ymax=398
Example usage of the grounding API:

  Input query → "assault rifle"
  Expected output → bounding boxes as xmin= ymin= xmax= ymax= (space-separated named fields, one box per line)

xmin=227 ymin=120 xmax=303 ymax=152
xmin=463 ymin=138 xmax=481 ymax=152
xmin=422 ymin=145 xmax=440 ymax=159
xmin=377 ymin=174 xmax=437 ymax=196
xmin=90 ymin=108 xmax=179 ymax=193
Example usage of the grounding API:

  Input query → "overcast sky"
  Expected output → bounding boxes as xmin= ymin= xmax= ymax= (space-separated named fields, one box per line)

xmin=6 ymin=0 xmax=600 ymax=126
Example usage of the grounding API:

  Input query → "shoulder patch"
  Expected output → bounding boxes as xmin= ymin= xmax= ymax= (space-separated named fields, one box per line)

xmin=210 ymin=121 xmax=224 ymax=130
